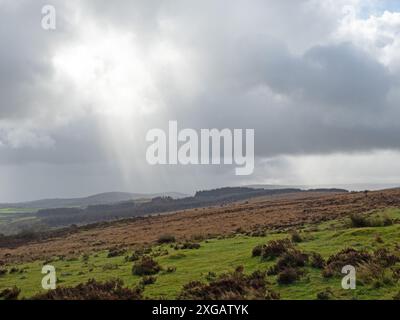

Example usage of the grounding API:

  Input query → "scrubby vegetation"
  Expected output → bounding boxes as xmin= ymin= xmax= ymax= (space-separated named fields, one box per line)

xmin=260 ymin=239 xmax=293 ymax=260
xmin=2 ymin=207 xmax=400 ymax=300
xmin=0 ymin=286 xmax=20 ymax=300
xmin=324 ymin=248 xmax=372 ymax=276
xmin=132 ymin=256 xmax=162 ymax=276
xmin=31 ymin=279 xmax=142 ymax=300
xmin=350 ymin=213 xmax=393 ymax=228
xmin=179 ymin=267 xmax=280 ymax=300
xmin=316 ymin=288 xmax=334 ymax=300
xmin=139 ymin=276 xmax=157 ymax=286
xmin=291 ymin=231 xmax=303 ymax=243
xmin=107 ymin=247 xmax=127 ymax=258
xmin=277 ymin=268 xmax=303 ymax=285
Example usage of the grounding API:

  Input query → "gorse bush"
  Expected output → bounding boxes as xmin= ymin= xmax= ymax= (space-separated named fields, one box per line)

xmin=31 ymin=279 xmax=142 ymax=300
xmin=261 ymin=239 xmax=293 ymax=260
xmin=132 ymin=256 xmax=161 ymax=276
xmin=323 ymin=247 xmax=399 ymax=279
xmin=276 ymin=250 xmax=308 ymax=269
xmin=270 ymin=248 xmax=309 ymax=283
xmin=268 ymin=250 xmax=309 ymax=276
xmin=179 ymin=267 xmax=280 ymax=300
xmin=180 ymin=242 xmax=201 ymax=250
xmin=350 ymin=213 xmax=394 ymax=228
xmin=310 ymin=252 xmax=325 ymax=269
xmin=316 ymin=288 xmax=334 ymax=300
xmin=107 ymin=247 xmax=127 ymax=258
xmin=357 ymin=262 xmax=386 ymax=285
xmin=277 ymin=268 xmax=302 ymax=285
xmin=350 ymin=214 xmax=369 ymax=228
xmin=373 ymin=248 xmax=399 ymax=268
xmin=291 ymin=231 xmax=303 ymax=243
xmin=251 ymin=245 xmax=263 ymax=257
xmin=0 ymin=286 xmax=21 ymax=300
xmin=139 ymin=276 xmax=157 ymax=286
xmin=325 ymin=248 xmax=372 ymax=275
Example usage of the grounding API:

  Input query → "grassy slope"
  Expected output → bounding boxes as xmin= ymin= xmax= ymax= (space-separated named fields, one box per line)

xmin=1 ymin=209 xmax=400 ymax=300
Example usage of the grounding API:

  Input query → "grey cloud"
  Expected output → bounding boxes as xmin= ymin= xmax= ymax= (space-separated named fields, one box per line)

xmin=1 ymin=0 xmax=400 ymax=200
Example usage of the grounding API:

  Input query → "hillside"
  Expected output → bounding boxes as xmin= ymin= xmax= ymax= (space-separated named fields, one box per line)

xmin=0 ymin=188 xmax=397 ymax=264
xmin=1 ymin=190 xmax=400 ymax=300
xmin=0 ymin=191 xmax=189 ymax=210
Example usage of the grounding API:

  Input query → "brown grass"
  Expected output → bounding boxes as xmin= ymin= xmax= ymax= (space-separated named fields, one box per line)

xmin=2 ymin=189 xmax=400 ymax=264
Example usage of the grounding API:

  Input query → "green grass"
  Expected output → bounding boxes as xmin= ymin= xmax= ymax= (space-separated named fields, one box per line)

xmin=0 ymin=208 xmax=37 ymax=215
xmin=2 ymin=208 xmax=400 ymax=300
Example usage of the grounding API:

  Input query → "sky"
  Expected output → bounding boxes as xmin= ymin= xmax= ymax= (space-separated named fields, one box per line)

xmin=1 ymin=0 xmax=400 ymax=202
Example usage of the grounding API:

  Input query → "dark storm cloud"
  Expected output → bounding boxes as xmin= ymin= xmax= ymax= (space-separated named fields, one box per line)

xmin=1 ymin=0 xmax=400 ymax=200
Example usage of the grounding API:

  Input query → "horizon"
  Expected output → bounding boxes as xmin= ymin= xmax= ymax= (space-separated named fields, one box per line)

xmin=3 ymin=182 xmax=400 ymax=204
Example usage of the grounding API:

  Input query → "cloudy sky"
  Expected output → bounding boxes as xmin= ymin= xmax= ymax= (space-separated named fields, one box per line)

xmin=1 ymin=0 xmax=400 ymax=202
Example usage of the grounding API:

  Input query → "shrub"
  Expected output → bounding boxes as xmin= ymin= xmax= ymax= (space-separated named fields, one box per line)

xmin=311 ymin=252 xmax=325 ymax=269
xmin=322 ymin=267 xmax=334 ymax=278
xmin=0 ymin=286 xmax=21 ymax=300
xmin=107 ymin=247 xmax=127 ymax=258
xmin=350 ymin=214 xmax=369 ymax=228
xmin=0 ymin=268 xmax=7 ymax=276
xmin=181 ymin=242 xmax=201 ymax=250
xmin=165 ymin=266 xmax=177 ymax=273
xmin=277 ymin=268 xmax=301 ymax=285
xmin=350 ymin=213 xmax=393 ymax=228
xmin=125 ymin=250 xmax=142 ymax=262
xmin=383 ymin=215 xmax=394 ymax=226
xmin=269 ymin=250 xmax=309 ymax=275
xmin=291 ymin=231 xmax=303 ymax=243
xmin=277 ymin=250 xmax=308 ymax=269
xmin=157 ymin=234 xmax=176 ymax=244
xmin=132 ymin=256 xmax=161 ymax=276
xmin=9 ymin=267 xmax=20 ymax=274
xmin=252 ymin=245 xmax=263 ymax=257
xmin=357 ymin=262 xmax=385 ymax=285
xmin=139 ymin=276 xmax=157 ymax=286
xmin=179 ymin=267 xmax=280 ymax=300
xmin=31 ymin=279 xmax=142 ymax=300
xmin=317 ymin=288 xmax=334 ymax=300
xmin=373 ymin=248 xmax=399 ymax=267
xmin=261 ymin=239 xmax=293 ymax=260
xmin=325 ymin=248 xmax=372 ymax=275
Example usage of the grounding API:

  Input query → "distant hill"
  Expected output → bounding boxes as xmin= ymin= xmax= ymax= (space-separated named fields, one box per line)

xmin=0 ymin=191 xmax=189 ymax=210
xmin=33 ymin=187 xmax=348 ymax=229
xmin=245 ymin=184 xmax=304 ymax=190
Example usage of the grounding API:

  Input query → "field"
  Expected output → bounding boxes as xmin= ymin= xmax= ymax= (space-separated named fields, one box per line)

xmin=1 ymin=189 xmax=400 ymax=300
xmin=0 ymin=209 xmax=40 ymax=236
